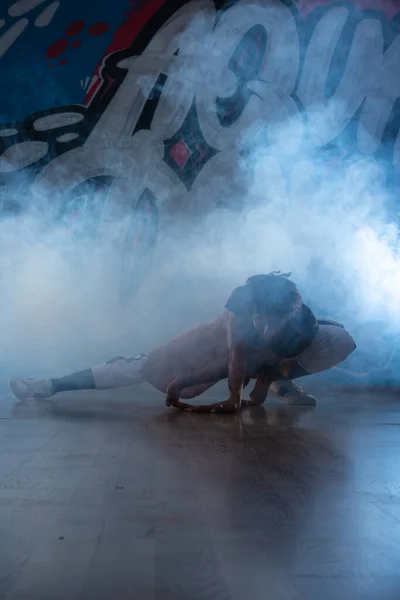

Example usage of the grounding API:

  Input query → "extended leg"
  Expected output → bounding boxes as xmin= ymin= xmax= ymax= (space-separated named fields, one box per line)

xmin=9 ymin=355 xmax=147 ymax=401
xmin=8 ymin=368 xmax=95 ymax=401
xmin=51 ymin=369 xmax=96 ymax=393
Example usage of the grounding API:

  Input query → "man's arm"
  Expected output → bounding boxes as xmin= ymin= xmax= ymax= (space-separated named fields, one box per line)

xmin=166 ymin=312 xmax=249 ymax=413
xmin=225 ymin=312 xmax=248 ymax=410
xmin=165 ymin=360 xmax=228 ymax=408
xmin=243 ymin=374 xmax=274 ymax=407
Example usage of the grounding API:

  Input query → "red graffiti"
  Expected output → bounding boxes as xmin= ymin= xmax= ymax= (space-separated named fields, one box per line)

xmin=170 ymin=140 xmax=192 ymax=169
xmin=83 ymin=0 xmax=400 ymax=106
xmin=65 ymin=20 xmax=85 ymax=37
xmin=46 ymin=38 xmax=68 ymax=60
xmin=88 ymin=23 xmax=109 ymax=37
xmin=84 ymin=0 xmax=168 ymax=105
xmin=46 ymin=20 xmax=110 ymax=66
xmin=60 ymin=59 xmax=67 ymax=66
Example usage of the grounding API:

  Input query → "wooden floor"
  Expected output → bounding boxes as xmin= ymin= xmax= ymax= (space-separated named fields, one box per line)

xmin=1 ymin=381 xmax=400 ymax=600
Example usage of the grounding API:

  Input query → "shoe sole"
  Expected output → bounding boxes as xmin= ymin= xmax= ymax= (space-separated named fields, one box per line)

xmin=269 ymin=388 xmax=317 ymax=406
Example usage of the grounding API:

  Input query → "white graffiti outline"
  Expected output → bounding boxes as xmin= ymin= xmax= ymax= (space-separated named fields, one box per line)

xmin=1 ymin=0 xmax=400 ymax=207
xmin=0 ymin=0 xmax=60 ymax=59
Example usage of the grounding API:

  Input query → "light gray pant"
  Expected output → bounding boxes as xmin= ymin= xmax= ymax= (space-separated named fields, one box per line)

xmin=92 ymin=322 xmax=355 ymax=390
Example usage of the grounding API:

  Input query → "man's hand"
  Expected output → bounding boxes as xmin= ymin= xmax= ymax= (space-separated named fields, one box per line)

xmin=241 ymin=385 xmax=268 ymax=407
xmin=168 ymin=397 xmax=241 ymax=414
xmin=241 ymin=397 xmax=265 ymax=408
xmin=241 ymin=370 xmax=278 ymax=407
xmin=166 ymin=386 xmax=242 ymax=413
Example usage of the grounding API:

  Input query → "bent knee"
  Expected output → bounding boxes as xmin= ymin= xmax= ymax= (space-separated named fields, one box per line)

xmin=341 ymin=331 xmax=357 ymax=359
xmin=325 ymin=328 xmax=357 ymax=368
xmin=298 ymin=325 xmax=356 ymax=375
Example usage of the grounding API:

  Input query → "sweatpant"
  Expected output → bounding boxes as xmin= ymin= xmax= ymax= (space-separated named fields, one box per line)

xmin=91 ymin=321 xmax=356 ymax=390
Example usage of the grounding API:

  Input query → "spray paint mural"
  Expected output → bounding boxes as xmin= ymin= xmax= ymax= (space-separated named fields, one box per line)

xmin=1 ymin=0 xmax=400 ymax=382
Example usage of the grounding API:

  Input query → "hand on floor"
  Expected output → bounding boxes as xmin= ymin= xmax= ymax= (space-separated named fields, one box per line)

xmin=166 ymin=396 xmax=241 ymax=414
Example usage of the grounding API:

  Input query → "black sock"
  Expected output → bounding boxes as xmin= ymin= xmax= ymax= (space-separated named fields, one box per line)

xmin=50 ymin=369 xmax=96 ymax=393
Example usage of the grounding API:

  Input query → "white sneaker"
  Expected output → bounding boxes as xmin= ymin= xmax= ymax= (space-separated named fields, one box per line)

xmin=269 ymin=380 xmax=317 ymax=406
xmin=9 ymin=378 xmax=54 ymax=401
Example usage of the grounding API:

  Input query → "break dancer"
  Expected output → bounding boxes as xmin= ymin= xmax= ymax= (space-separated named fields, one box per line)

xmin=9 ymin=273 xmax=356 ymax=413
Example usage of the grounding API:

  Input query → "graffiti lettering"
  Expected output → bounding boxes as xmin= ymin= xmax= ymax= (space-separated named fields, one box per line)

xmin=1 ymin=0 xmax=400 ymax=218
xmin=358 ymin=32 xmax=400 ymax=161
xmin=195 ymin=0 xmax=300 ymax=152
xmin=27 ymin=1 xmax=210 ymax=217
xmin=297 ymin=7 xmax=382 ymax=146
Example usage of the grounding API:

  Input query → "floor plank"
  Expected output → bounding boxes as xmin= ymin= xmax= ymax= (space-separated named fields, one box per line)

xmin=1 ymin=381 xmax=400 ymax=599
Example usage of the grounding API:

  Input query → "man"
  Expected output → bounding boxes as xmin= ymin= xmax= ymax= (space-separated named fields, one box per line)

xmin=9 ymin=272 xmax=356 ymax=413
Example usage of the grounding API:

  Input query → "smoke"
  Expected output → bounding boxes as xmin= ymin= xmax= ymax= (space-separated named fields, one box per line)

xmin=1 ymin=1 xmax=400 ymax=385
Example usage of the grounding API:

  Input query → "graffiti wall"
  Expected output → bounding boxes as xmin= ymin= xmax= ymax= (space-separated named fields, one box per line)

xmin=1 ymin=0 xmax=400 ymax=382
